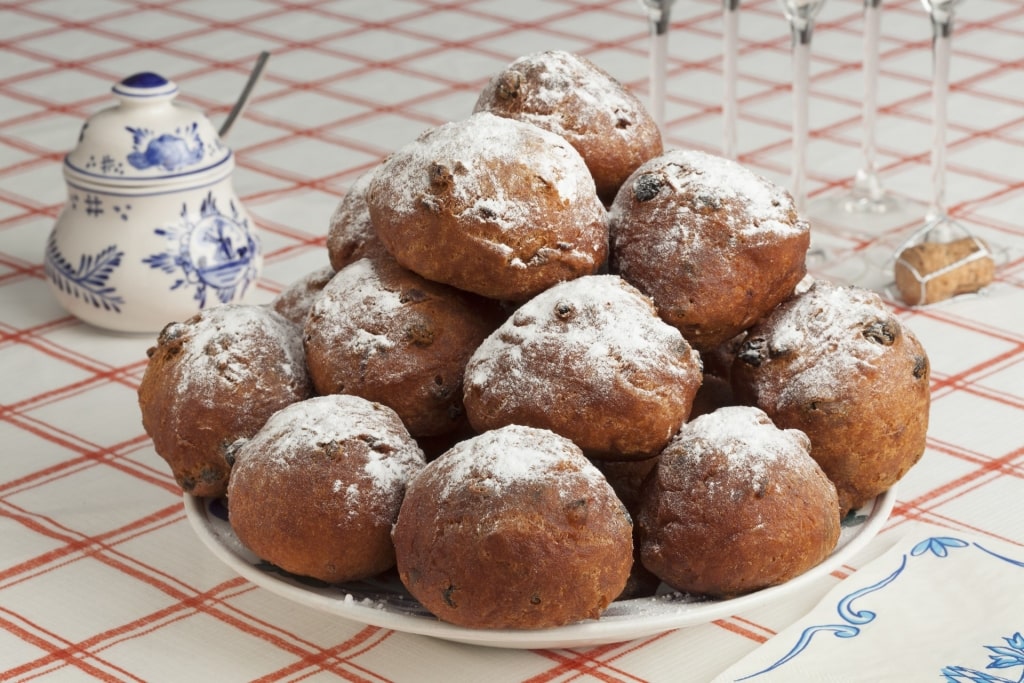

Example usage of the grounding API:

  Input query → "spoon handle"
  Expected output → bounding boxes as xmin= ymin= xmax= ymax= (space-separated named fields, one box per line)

xmin=219 ymin=50 xmax=271 ymax=139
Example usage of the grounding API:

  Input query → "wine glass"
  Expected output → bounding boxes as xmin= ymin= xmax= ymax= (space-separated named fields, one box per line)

xmin=639 ymin=0 xmax=676 ymax=132
xmin=917 ymin=0 xmax=963 ymax=239
xmin=845 ymin=0 xmax=905 ymax=215
xmin=844 ymin=0 xmax=998 ymax=301
xmin=873 ymin=0 xmax=968 ymax=257
xmin=722 ymin=0 xmax=741 ymax=159
xmin=778 ymin=0 xmax=827 ymax=215
xmin=808 ymin=0 xmax=921 ymax=234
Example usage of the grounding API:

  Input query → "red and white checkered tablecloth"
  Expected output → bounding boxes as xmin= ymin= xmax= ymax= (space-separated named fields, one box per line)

xmin=1 ymin=0 xmax=1022 ymax=680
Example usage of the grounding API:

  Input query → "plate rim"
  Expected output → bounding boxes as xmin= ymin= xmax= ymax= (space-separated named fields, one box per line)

xmin=184 ymin=485 xmax=896 ymax=650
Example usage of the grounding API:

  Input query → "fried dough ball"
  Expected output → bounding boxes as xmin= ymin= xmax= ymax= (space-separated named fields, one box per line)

xmin=392 ymin=425 xmax=633 ymax=629
xmin=731 ymin=280 xmax=930 ymax=513
xmin=138 ymin=304 xmax=312 ymax=497
xmin=637 ymin=406 xmax=840 ymax=598
xmin=366 ymin=112 xmax=608 ymax=302
xmin=474 ymin=50 xmax=662 ymax=204
xmin=609 ymin=149 xmax=809 ymax=351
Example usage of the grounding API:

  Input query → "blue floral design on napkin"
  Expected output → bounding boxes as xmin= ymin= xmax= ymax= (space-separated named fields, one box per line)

xmin=942 ymin=632 xmax=1024 ymax=683
xmin=735 ymin=536 xmax=1024 ymax=681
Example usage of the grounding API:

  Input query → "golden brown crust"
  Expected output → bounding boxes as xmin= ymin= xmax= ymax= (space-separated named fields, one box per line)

xmin=700 ymin=331 xmax=748 ymax=382
xmin=303 ymin=255 xmax=504 ymax=437
xmin=463 ymin=275 xmax=703 ymax=459
xmin=609 ymin=149 xmax=809 ymax=352
xmin=366 ymin=112 xmax=608 ymax=302
xmin=689 ymin=373 xmax=737 ymax=419
xmin=270 ymin=264 xmax=335 ymax=327
xmin=637 ymin=406 xmax=840 ymax=598
xmin=326 ymin=167 xmax=390 ymax=272
xmin=392 ymin=425 xmax=633 ymax=629
xmin=592 ymin=455 xmax=659 ymax=516
xmin=474 ymin=50 xmax=662 ymax=204
xmin=731 ymin=280 xmax=930 ymax=514
xmin=227 ymin=395 xmax=425 ymax=583
xmin=137 ymin=304 xmax=313 ymax=497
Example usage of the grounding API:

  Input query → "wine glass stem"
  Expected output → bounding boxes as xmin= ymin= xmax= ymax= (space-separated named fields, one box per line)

xmin=929 ymin=14 xmax=953 ymax=223
xmin=854 ymin=0 xmax=883 ymax=200
xmin=791 ymin=24 xmax=813 ymax=213
xmin=648 ymin=10 xmax=671 ymax=131
xmin=723 ymin=0 xmax=740 ymax=159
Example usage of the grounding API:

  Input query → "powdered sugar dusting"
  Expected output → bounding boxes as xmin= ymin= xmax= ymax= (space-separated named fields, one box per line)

xmin=465 ymin=275 xmax=699 ymax=407
xmin=676 ymin=406 xmax=812 ymax=495
xmin=307 ymin=259 xmax=405 ymax=380
xmin=754 ymin=281 xmax=893 ymax=408
xmin=371 ymin=111 xmax=595 ymax=232
xmin=483 ymin=51 xmax=645 ymax=142
xmin=326 ymin=168 xmax=381 ymax=269
xmin=166 ymin=304 xmax=305 ymax=404
xmin=420 ymin=425 xmax=604 ymax=501
xmin=271 ymin=264 xmax=334 ymax=326
xmin=233 ymin=394 xmax=425 ymax=502
xmin=329 ymin=168 xmax=375 ymax=243
xmin=610 ymin=148 xmax=805 ymax=264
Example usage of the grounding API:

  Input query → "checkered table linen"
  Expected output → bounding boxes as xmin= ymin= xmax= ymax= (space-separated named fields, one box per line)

xmin=1 ymin=0 xmax=1021 ymax=681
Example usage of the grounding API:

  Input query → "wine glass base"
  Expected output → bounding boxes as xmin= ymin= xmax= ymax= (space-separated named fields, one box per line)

xmin=804 ymin=192 xmax=923 ymax=288
xmin=815 ymin=243 xmax=898 ymax=295
xmin=812 ymin=214 xmax=1017 ymax=306
xmin=806 ymin=192 xmax=925 ymax=239
xmin=840 ymin=193 xmax=907 ymax=215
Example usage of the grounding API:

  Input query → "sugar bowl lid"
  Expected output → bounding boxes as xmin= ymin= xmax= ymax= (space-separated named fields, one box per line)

xmin=64 ymin=72 xmax=232 ymax=187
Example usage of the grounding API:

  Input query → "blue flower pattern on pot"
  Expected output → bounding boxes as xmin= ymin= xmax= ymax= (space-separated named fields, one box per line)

xmin=143 ymin=191 xmax=258 ymax=308
xmin=48 ymin=71 xmax=257 ymax=332
xmin=44 ymin=234 xmax=125 ymax=312
xmin=126 ymin=122 xmax=205 ymax=172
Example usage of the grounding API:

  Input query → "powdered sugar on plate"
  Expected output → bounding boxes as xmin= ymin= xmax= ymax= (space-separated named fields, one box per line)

xmin=186 ymin=483 xmax=896 ymax=649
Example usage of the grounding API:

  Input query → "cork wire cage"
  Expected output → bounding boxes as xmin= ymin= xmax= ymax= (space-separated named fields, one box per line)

xmin=892 ymin=222 xmax=995 ymax=307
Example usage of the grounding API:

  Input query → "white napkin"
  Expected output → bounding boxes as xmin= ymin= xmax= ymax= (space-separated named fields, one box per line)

xmin=713 ymin=525 xmax=1024 ymax=682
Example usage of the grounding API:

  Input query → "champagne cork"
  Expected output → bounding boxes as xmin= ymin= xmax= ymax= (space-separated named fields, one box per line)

xmin=894 ymin=237 xmax=994 ymax=306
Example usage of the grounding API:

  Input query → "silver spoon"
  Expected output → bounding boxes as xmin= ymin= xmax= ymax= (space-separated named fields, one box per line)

xmin=219 ymin=50 xmax=271 ymax=139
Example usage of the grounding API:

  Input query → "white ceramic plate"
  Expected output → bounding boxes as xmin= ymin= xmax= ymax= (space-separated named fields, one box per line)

xmin=185 ymin=487 xmax=895 ymax=650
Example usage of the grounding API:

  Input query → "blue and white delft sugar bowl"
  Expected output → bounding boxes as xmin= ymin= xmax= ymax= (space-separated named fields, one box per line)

xmin=45 ymin=72 xmax=262 ymax=333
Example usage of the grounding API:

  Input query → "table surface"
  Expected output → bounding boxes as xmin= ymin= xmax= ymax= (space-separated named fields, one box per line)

xmin=2 ymin=0 xmax=1022 ymax=681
